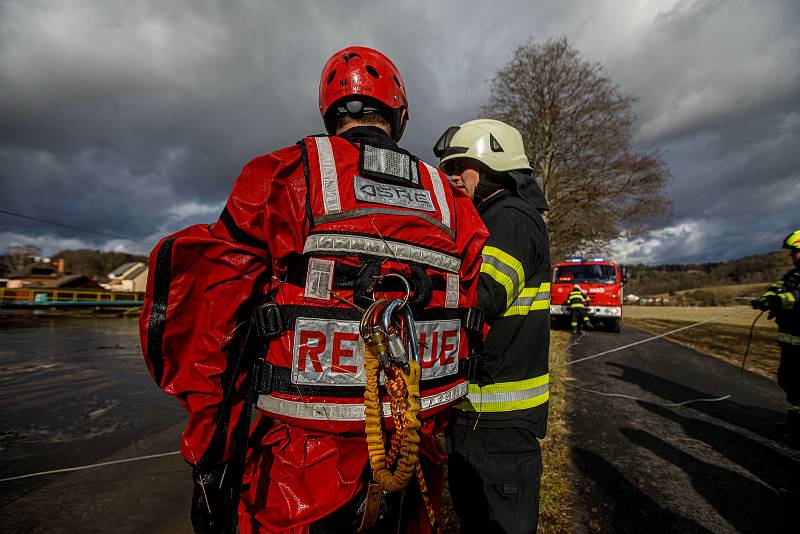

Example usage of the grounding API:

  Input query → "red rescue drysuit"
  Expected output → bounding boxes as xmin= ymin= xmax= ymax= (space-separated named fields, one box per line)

xmin=140 ymin=128 xmax=488 ymax=532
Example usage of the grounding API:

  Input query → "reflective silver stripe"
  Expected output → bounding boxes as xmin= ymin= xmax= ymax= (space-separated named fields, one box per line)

xmin=506 ymin=290 xmax=551 ymax=309
xmin=503 ymin=282 xmax=550 ymax=317
xmin=455 ymin=374 xmax=549 ymax=412
xmin=304 ymin=233 xmax=461 ymax=273
xmin=361 ymin=145 xmax=415 ymax=184
xmin=445 ymin=274 xmax=459 ymax=308
xmin=423 ymin=163 xmax=451 ymax=229
xmin=314 ymin=137 xmax=341 ymax=214
xmin=481 ymin=253 xmax=523 ymax=303
xmin=315 ymin=207 xmax=455 ymax=239
xmin=257 ymin=381 xmax=468 ymax=421
xmin=463 ymin=383 xmax=549 ymax=405
xmin=778 ymin=333 xmax=800 ymax=345
xmin=482 ymin=253 xmax=523 ymax=289
xmin=304 ymin=258 xmax=334 ymax=300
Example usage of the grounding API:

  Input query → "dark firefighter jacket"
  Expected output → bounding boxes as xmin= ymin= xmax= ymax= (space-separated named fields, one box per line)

xmin=763 ymin=268 xmax=800 ymax=347
xmin=453 ymin=171 xmax=551 ymax=438
xmin=568 ymin=288 xmax=589 ymax=309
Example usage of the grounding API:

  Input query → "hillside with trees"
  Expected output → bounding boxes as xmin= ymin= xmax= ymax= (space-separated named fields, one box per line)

xmin=55 ymin=249 xmax=149 ymax=279
xmin=0 ymin=246 xmax=147 ymax=279
xmin=624 ymin=251 xmax=791 ymax=297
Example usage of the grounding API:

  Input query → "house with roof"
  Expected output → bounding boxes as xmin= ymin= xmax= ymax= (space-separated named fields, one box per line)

xmin=102 ymin=262 xmax=148 ymax=293
xmin=6 ymin=263 xmax=103 ymax=290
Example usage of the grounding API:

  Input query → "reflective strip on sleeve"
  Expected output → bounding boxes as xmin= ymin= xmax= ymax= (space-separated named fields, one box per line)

xmin=778 ymin=333 xmax=800 ymax=345
xmin=480 ymin=246 xmax=525 ymax=308
xmin=422 ymin=163 xmax=451 ymax=229
xmin=314 ymin=137 xmax=341 ymax=214
xmin=257 ymin=381 xmax=468 ymax=421
xmin=568 ymin=291 xmax=586 ymax=308
xmin=502 ymin=282 xmax=550 ymax=317
xmin=769 ymin=281 xmax=785 ymax=292
xmin=454 ymin=374 xmax=549 ymax=412
xmin=780 ymin=292 xmax=797 ymax=309
xmin=303 ymin=233 xmax=462 ymax=273
xmin=445 ymin=273 xmax=460 ymax=308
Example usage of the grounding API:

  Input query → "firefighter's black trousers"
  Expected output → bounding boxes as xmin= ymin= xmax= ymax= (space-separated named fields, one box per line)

xmin=570 ymin=308 xmax=589 ymax=332
xmin=446 ymin=423 xmax=542 ymax=534
xmin=778 ymin=345 xmax=800 ymax=438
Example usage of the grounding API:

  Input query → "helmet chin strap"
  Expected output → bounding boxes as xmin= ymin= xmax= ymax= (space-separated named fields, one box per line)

xmin=473 ymin=173 xmax=504 ymax=205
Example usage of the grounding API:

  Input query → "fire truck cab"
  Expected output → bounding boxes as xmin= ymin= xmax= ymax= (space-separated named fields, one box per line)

xmin=550 ymin=258 xmax=626 ymax=333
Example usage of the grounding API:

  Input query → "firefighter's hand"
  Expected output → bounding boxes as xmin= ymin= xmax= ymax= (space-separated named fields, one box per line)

xmin=751 ymin=296 xmax=771 ymax=311
xmin=191 ymin=465 xmax=237 ymax=534
xmin=474 ymin=355 xmax=497 ymax=387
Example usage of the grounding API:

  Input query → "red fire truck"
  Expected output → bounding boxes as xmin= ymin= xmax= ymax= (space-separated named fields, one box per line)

xmin=550 ymin=258 xmax=627 ymax=333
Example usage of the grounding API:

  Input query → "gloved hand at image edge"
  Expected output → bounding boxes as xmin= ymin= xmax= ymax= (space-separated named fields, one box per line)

xmin=751 ymin=295 xmax=780 ymax=312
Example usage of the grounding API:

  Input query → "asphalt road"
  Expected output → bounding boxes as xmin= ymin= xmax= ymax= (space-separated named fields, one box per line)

xmin=564 ymin=326 xmax=799 ymax=533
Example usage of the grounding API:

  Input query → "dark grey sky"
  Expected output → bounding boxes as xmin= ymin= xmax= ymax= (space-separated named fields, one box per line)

xmin=1 ymin=0 xmax=798 ymax=265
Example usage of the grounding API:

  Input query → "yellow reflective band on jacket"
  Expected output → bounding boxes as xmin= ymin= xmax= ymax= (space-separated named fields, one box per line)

xmin=765 ymin=280 xmax=784 ymax=294
xmin=502 ymin=282 xmax=551 ymax=317
xmin=780 ymin=292 xmax=797 ymax=309
xmin=568 ymin=290 xmax=586 ymax=308
xmin=481 ymin=246 xmax=525 ymax=308
xmin=454 ymin=374 xmax=549 ymax=412
xmin=778 ymin=333 xmax=800 ymax=346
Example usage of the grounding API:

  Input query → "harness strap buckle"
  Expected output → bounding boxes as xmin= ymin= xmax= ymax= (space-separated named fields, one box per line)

xmin=464 ymin=356 xmax=480 ymax=382
xmin=253 ymin=360 xmax=274 ymax=395
xmin=251 ymin=302 xmax=283 ymax=338
xmin=461 ymin=307 xmax=485 ymax=356
xmin=462 ymin=306 xmax=484 ymax=333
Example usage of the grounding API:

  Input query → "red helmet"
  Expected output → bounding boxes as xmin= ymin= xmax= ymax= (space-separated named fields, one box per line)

xmin=319 ymin=46 xmax=408 ymax=141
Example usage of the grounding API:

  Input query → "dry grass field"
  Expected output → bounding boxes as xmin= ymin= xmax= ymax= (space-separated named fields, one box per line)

xmin=678 ymin=283 xmax=768 ymax=299
xmin=649 ymin=283 xmax=768 ymax=300
xmin=623 ymin=305 xmax=780 ymax=379
xmin=538 ymin=330 xmax=574 ymax=534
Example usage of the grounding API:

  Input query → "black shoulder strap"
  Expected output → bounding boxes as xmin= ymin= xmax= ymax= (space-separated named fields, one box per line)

xmin=297 ymin=138 xmax=315 ymax=231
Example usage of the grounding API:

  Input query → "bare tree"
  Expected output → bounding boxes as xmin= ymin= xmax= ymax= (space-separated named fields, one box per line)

xmin=483 ymin=37 xmax=670 ymax=261
xmin=0 ymin=244 xmax=42 ymax=275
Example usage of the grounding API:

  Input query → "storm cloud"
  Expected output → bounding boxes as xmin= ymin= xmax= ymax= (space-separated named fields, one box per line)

xmin=1 ymin=0 xmax=798 ymax=264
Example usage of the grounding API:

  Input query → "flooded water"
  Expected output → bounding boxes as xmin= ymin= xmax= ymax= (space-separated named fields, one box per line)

xmin=0 ymin=316 xmax=185 ymax=503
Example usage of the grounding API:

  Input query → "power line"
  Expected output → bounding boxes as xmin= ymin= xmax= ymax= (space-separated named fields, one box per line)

xmin=0 ymin=310 xmax=770 ymax=483
xmin=0 ymin=451 xmax=181 ymax=482
xmin=552 ymin=307 xmax=750 ymax=369
xmin=0 ymin=208 xmax=154 ymax=246
xmin=553 ymin=308 xmax=760 ymax=408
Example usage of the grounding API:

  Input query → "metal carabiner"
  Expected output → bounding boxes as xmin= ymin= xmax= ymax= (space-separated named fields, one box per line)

xmin=381 ymin=298 xmax=409 ymax=370
xmin=360 ymin=299 xmax=392 ymax=369
xmin=401 ymin=308 xmax=420 ymax=363
xmin=381 ymin=298 xmax=420 ymax=365
xmin=371 ymin=272 xmax=412 ymax=310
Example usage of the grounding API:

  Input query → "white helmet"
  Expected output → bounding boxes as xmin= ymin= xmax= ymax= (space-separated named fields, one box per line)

xmin=434 ymin=119 xmax=532 ymax=175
